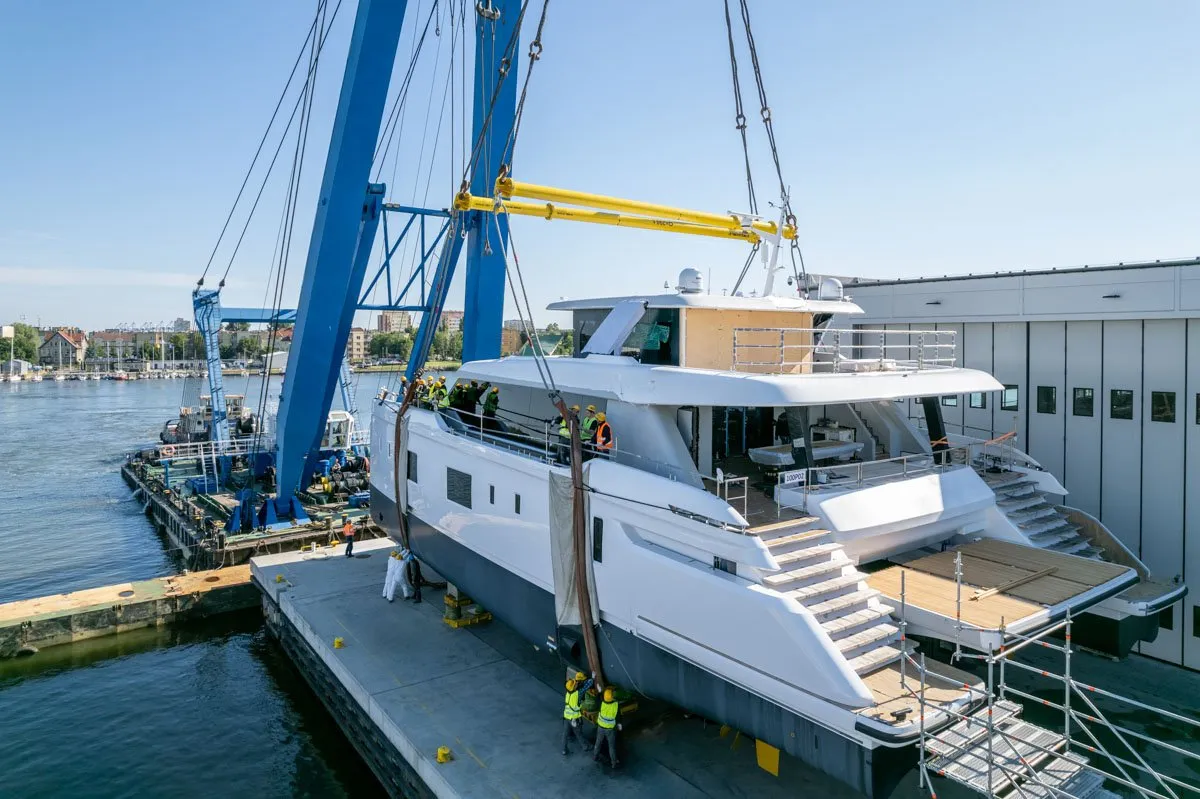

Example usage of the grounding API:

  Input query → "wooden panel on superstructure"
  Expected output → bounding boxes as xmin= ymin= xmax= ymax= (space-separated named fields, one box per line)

xmin=683 ymin=308 xmax=813 ymax=372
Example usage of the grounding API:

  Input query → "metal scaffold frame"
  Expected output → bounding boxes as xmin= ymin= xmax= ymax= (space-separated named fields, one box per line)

xmin=901 ymin=555 xmax=1199 ymax=799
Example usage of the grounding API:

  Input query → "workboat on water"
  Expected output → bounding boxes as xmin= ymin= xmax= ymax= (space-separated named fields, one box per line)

xmin=369 ymin=268 xmax=1185 ymax=792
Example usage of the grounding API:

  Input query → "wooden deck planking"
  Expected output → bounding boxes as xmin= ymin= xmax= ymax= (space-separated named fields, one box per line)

xmin=857 ymin=661 xmax=983 ymax=724
xmin=963 ymin=539 xmax=1128 ymax=583
xmin=868 ymin=566 xmax=1043 ymax=630
xmin=900 ymin=550 xmax=1104 ymax=607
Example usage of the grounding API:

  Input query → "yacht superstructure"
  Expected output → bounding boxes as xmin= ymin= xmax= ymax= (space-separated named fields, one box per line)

xmin=369 ymin=274 xmax=1185 ymax=791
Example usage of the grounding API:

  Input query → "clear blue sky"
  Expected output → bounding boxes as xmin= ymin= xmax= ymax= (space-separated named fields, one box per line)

xmin=2 ymin=0 xmax=1198 ymax=330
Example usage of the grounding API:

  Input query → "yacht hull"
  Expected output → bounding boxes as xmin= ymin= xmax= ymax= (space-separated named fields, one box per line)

xmin=370 ymin=487 xmax=914 ymax=798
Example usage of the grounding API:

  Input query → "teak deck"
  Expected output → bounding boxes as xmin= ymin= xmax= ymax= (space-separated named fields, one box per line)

xmin=867 ymin=539 xmax=1133 ymax=631
xmin=857 ymin=661 xmax=982 ymax=725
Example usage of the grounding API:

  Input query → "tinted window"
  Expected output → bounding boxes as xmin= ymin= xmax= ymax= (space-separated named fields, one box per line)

xmin=514 ymin=494 xmax=521 ymax=514
xmin=1036 ymin=386 xmax=1056 ymax=414
xmin=1111 ymin=390 xmax=1134 ymax=420
xmin=968 ymin=393 xmax=986 ymax=409
xmin=1151 ymin=391 xmax=1176 ymax=423
xmin=592 ymin=517 xmax=603 ymax=563
xmin=1159 ymin=607 xmax=1174 ymax=631
xmin=941 ymin=395 xmax=958 ymax=407
xmin=1001 ymin=385 xmax=1019 ymax=411
xmin=447 ymin=467 xmax=472 ymax=508
xmin=1072 ymin=388 xmax=1094 ymax=417
xmin=407 ymin=451 xmax=418 ymax=483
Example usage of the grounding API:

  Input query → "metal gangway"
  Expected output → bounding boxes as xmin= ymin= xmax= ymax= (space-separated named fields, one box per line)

xmin=897 ymin=564 xmax=1199 ymax=799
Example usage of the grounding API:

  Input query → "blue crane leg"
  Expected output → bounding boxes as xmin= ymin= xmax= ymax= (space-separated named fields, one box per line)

xmin=192 ymin=288 xmax=231 ymax=443
xmin=272 ymin=0 xmax=408 ymax=515
xmin=460 ymin=0 xmax=521 ymax=364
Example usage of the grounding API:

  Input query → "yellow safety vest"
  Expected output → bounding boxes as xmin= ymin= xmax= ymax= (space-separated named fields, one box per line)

xmin=563 ymin=690 xmax=582 ymax=720
xmin=598 ymin=699 xmax=619 ymax=729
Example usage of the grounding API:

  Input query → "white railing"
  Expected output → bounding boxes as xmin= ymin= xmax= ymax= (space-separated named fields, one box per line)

xmin=732 ymin=327 xmax=957 ymax=374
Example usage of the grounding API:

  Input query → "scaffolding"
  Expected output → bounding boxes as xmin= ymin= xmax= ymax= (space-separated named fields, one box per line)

xmin=903 ymin=556 xmax=1200 ymax=799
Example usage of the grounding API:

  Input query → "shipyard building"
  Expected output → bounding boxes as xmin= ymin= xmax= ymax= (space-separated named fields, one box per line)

xmin=845 ymin=258 xmax=1200 ymax=670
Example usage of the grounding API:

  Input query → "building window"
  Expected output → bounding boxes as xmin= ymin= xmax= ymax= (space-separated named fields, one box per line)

xmin=714 ymin=556 xmax=736 ymax=576
xmin=1001 ymin=385 xmax=1019 ymax=411
xmin=446 ymin=467 xmax=472 ymax=508
xmin=968 ymin=393 xmax=986 ymax=410
xmin=514 ymin=494 xmax=521 ymax=514
xmin=1036 ymin=386 xmax=1057 ymax=415
xmin=1110 ymin=389 xmax=1134 ymax=420
xmin=1159 ymin=607 xmax=1174 ymax=632
xmin=941 ymin=395 xmax=958 ymax=407
xmin=592 ymin=517 xmax=604 ymax=563
xmin=1150 ymin=391 xmax=1176 ymax=423
xmin=407 ymin=451 xmax=418 ymax=483
xmin=1072 ymin=388 xmax=1094 ymax=417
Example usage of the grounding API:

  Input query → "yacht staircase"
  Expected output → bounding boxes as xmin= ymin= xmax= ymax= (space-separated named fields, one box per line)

xmin=925 ymin=700 xmax=1109 ymax=798
xmin=756 ymin=517 xmax=911 ymax=675
xmin=989 ymin=475 xmax=1103 ymax=559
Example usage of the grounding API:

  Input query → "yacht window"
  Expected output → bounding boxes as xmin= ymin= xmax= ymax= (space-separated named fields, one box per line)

xmin=968 ymin=392 xmax=986 ymax=410
xmin=446 ymin=467 xmax=472 ymax=508
xmin=592 ymin=518 xmax=603 ymax=563
xmin=1196 ymin=394 xmax=1200 ymax=425
xmin=1159 ymin=607 xmax=1174 ymax=631
xmin=713 ymin=556 xmax=737 ymax=576
xmin=489 ymin=484 xmax=495 ymax=504
xmin=1001 ymin=385 xmax=1019 ymax=411
xmin=407 ymin=451 xmax=418 ymax=483
xmin=1150 ymin=391 xmax=1176 ymax=423
xmin=940 ymin=395 xmax=958 ymax=407
xmin=514 ymin=494 xmax=521 ymax=514
xmin=1072 ymin=388 xmax=1094 ymax=417
xmin=1193 ymin=606 xmax=1200 ymax=639
xmin=1036 ymin=386 xmax=1056 ymax=415
xmin=1110 ymin=389 xmax=1134 ymax=420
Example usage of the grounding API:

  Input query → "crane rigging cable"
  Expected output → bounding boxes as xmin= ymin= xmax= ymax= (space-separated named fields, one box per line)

xmin=372 ymin=0 xmax=444 ymax=180
xmin=500 ymin=0 xmax=551 ymax=170
xmin=199 ymin=0 xmax=345 ymax=289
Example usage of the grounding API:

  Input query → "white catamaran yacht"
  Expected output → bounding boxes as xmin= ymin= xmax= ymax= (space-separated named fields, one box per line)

xmin=369 ymin=270 xmax=1185 ymax=796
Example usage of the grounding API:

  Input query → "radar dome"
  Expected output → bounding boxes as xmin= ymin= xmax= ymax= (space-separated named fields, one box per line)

xmin=676 ymin=268 xmax=703 ymax=294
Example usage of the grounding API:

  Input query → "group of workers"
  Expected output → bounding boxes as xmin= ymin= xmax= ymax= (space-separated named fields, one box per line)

xmin=562 ymin=671 xmax=622 ymax=768
xmin=381 ymin=548 xmax=422 ymax=603
xmin=403 ymin=376 xmax=501 ymax=424
xmin=556 ymin=404 xmax=614 ymax=462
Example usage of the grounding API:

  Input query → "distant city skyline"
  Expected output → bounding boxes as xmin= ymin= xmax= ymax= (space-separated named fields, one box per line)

xmin=2 ymin=1 xmax=1198 ymax=329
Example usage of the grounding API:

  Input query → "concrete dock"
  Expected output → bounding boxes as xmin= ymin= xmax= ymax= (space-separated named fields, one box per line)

xmin=0 ymin=565 xmax=256 ymax=658
xmin=250 ymin=539 xmax=878 ymax=799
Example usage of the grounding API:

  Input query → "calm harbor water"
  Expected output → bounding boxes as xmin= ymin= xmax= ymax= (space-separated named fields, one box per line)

xmin=0 ymin=374 xmax=1196 ymax=798
xmin=0 ymin=374 xmax=398 ymax=798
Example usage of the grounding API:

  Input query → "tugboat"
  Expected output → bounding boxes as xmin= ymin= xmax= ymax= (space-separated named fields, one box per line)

xmin=160 ymin=394 xmax=258 ymax=445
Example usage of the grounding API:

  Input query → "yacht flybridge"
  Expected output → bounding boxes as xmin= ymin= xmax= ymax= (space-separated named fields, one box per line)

xmin=369 ymin=271 xmax=1184 ymax=792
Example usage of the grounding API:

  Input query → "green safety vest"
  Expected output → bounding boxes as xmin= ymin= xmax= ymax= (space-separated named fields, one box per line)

xmin=598 ymin=699 xmax=619 ymax=729
xmin=580 ymin=416 xmax=598 ymax=440
xmin=558 ymin=419 xmax=571 ymax=439
xmin=563 ymin=690 xmax=582 ymax=720
xmin=483 ymin=392 xmax=499 ymax=413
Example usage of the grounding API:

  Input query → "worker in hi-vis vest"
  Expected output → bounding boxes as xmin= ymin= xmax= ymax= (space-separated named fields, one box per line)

xmin=561 ymin=671 xmax=592 ymax=755
xmin=592 ymin=687 xmax=621 ymax=768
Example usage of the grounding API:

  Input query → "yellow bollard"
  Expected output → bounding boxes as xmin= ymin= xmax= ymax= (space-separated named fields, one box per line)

xmin=436 ymin=746 xmax=453 ymax=764
xmin=333 ymin=637 xmax=345 ymax=649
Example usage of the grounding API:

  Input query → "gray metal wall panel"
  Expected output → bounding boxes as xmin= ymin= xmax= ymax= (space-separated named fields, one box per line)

xmin=1027 ymin=322 xmax=1066 ymax=483
xmin=1140 ymin=321 xmax=1186 ymax=663
xmin=962 ymin=323 xmax=994 ymax=439
xmin=1100 ymin=321 xmax=1143 ymax=553
xmin=991 ymin=323 xmax=1027 ymax=446
xmin=1064 ymin=322 xmax=1103 ymax=517
xmin=1184 ymin=321 xmax=1200 ymax=670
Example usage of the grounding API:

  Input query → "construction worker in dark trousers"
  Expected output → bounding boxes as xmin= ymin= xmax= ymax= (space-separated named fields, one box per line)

xmin=561 ymin=671 xmax=592 ymax=755
xmin=342 ymin=515 xmax=355 ymax=557
xmin=593 ymin=687 xmax=621 ymax=767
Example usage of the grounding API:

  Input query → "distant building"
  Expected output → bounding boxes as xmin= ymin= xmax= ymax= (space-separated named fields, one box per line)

xmin=260 ymin=351 xmax=289 ymax=373
xmin=172 ymin=317 xmax=192 ymax=332
xmin=89 ymin=330 xmax=136 ymax=360
xmin=440 ymin=310 xmax=465 ymax=332
xmin=500 ymin=327 xmax=523 ymax=356
xmin=377 ymin=310 xmax=411 ymax=332
xmin=2 ymin=359 xmax=33 ymax=376
xmin=39 ymin=329 xmax=87 ymax=368
xmin=345 ymin=327 xmax=368 ymax=363
xmin=502 ymin=319 xmax=526 ymax=331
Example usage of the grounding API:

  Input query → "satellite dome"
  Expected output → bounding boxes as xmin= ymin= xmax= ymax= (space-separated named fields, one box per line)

xmin=676 ymin=268 xmax=703 ymax=294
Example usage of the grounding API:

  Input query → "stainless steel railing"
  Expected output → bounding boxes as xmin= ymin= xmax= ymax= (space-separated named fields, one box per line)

xmin=732 ymin=327 xmax=957 ymax=374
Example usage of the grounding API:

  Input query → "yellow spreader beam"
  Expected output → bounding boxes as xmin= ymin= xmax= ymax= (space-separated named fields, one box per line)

xmin=451 ymin=177 xmax=796 ymax=244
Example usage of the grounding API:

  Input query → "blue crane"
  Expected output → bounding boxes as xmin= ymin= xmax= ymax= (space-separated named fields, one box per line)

xmin=266 ymin=0 xmax=520 ymax=520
